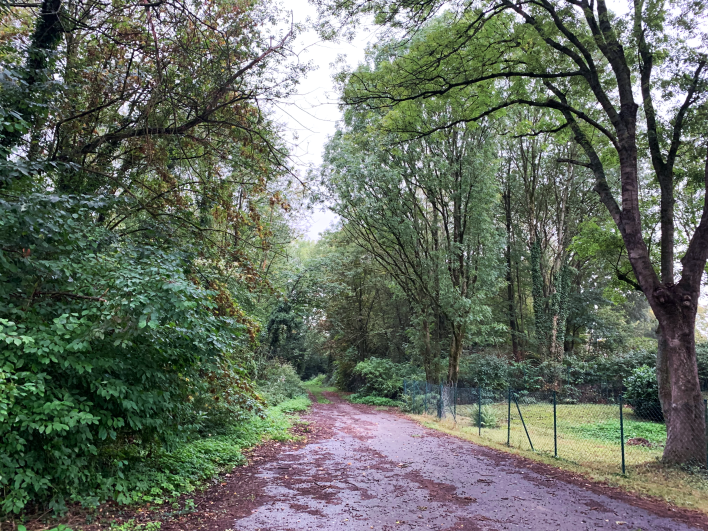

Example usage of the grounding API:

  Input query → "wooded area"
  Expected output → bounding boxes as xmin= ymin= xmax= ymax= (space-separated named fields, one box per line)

xmin=1 ymin=0 xmax=707 ymax=522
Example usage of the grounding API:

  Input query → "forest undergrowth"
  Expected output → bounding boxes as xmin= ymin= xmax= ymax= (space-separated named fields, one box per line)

xmin=1 ymin=396 xmax=311 ymax=531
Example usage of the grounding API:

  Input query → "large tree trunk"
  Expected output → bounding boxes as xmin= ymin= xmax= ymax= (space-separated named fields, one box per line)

xmin=447 ymin=323 xmax=465 ymax=384
xmin=656 ymin=331 xmax=672 ymax=427
xmin=653 ymin=291 xmax=706 ymax=465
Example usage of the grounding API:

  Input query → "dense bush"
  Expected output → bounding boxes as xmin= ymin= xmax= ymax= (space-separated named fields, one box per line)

xmin=331 ymin=348 xmax=360 ymax=391
xmin=304 ymin=374 xmax=327 ymax=387
xmin=585 ymin=349 xmax=657 ymax=383
xmin=458 ymin=348 xmax=661 ymax=392
xmin=352 ymin=357 xmax=404 ymax=398
xmin=696 ymin=343 xmax=708 ymax=389
xmin=0 ymin=196 xmax=261 ymax=515
xmin=624 ymin=365 xmax=664 ymax=422
xmin=400 ymin=392 xmax=439 ymax=413
xmin=349 ymin=394 xmax=401 ymax=406
xmin=257 ymin=361 xmax=306 ymax=406
xmin=459 ymin=353 xmax=509 ymax=389
xmin=86 ymin=398 xmax=306 ymax=507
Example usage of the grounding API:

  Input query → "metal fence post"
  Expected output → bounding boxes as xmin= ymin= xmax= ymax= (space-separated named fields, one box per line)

xmin=438 ymin=383 xmax=443 ymax=419
xmin=507 ymin=388 xmax=511 ymax=446
xmin=619 ymin=393 xmax=626 ymax=475
xmin=453 ymin=385 xmax=457 ymax=421
xmin=513 ymin=392 xmax=534 ymax=451
xmin=553 ymin=390 xmax=558 ymax=458
xmin=476 ymin=386 xmax=481 ymax=436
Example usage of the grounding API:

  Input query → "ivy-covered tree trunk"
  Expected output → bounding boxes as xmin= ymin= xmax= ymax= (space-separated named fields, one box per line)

xmin=1 ymin=0 xmax=63 ymax=156
xmin=550 ymin=264 xmax=572 ymax=361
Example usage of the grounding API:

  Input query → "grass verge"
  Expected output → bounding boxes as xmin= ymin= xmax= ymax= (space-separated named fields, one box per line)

xmin=303 ymin=375 xmax=337 ymax=403
xmin=407 ymin=411 xmax=708 ymax=516
xmin=7 ymin=397 xmax=311 ymax=531
xmin=113 ymin=397 xmax=311 ymax=506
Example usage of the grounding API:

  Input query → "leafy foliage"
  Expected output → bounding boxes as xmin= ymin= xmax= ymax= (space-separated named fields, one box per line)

xmin=349 ymin=394 xmax=401 ymax=406
xmin=82 ymin=398 xmax=305 ymax=507
xmin=352 ymin=358 xmax=405 ymax=398
xmin=470 ymin=405 xmax=498 ymax=428
xmin=257 ymin=361 xmax=307 ymax=406
xmin=0 ymin=0 xmax=306 ymax=515
xmin=0 ymin=195 xmax=264 ymax=514
xmin=624 ymin=366 xmax=664 ymax=422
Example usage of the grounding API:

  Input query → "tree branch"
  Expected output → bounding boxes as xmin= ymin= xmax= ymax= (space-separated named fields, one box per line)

xmin=36 ymin=291 xmax=108 ymax=302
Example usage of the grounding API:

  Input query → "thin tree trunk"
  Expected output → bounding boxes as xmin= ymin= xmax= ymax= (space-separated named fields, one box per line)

xmin=504 ymin=187 xmax=521 ymax=361
xmin=447 ymin=323 xmax=465 ymax=384
xmin=422 ymin=318 xmax=435 ymax=384
xmin=507 ymin=260 xmax=520 ymax=362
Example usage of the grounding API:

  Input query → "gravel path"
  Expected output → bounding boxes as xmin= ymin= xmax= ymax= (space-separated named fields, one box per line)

xmin=225 ymin=394 xmax=705 ymax=531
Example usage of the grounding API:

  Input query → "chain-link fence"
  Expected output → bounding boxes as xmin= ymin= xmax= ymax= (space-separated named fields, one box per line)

xmin=402 ymin=380 xmax=708 ymax=474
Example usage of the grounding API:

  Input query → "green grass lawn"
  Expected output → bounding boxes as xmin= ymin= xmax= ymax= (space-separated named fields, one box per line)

xmin=455 ymin=402 xmax=666 ymax=470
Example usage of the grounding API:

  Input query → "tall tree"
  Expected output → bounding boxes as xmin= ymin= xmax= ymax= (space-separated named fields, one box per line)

xmin=323 ymin=63 xmax=504 ymax=383
xmin=320 ymin=0 xmax=708 ymax=465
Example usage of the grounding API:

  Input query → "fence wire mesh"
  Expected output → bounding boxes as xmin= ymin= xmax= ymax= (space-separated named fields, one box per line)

xmin=403 ymin=380 xmax=703 ymax=474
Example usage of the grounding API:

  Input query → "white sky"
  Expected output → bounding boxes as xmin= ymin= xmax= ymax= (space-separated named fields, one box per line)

xmin=269 ymin=1 xmax=708 ymax=316
xmin=271 ymin=0 xmax=383 ymax=240
xmin=272 ymin=0 xmax=631 ymax=241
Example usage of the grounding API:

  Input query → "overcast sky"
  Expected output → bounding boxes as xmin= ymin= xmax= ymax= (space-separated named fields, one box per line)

xmin=269 ymin=1 xmax=383 ymax=240
xmin=274 ymin=0 xmax=632 ymax=240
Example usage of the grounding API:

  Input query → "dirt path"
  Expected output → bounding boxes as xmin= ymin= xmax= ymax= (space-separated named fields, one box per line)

xmin=166 ymin=393 xmax=708 ymax=531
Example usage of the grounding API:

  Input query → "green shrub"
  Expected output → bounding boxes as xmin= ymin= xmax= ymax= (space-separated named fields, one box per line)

xmin=275 ymin=396 xmax=311 ymax=413
xmin=331 ymin=348 xmax=359 ymax=391
xmin=459 ymin=353 xmax=510 ymax=389
xmin=304 ymin=374 xmax=327 ymax=387
xmin=0 ymin=196 xmax=263 ymax=516
xmin=400 ymin=392 xmax=439 ymax=413
xmin=470 ymin=404 xmax=499 ymax=428
xmin=257 ymin=361 xmax=306 ymax=406
xmin=352 ymin=357 xmax=403 ymax=398
xmin=111 ymin=521 xmax=161 ymax=531
xmin=624 ymin=365 xmax=664 ymax=422
xmin=696 ymin=343 xmax=708 ymax=388
xmin=101 ymin=399 xmax=306 ymax=506
xmin=349 ymin=394 xmax=401 ymax=407
xmin=588 ymin=349 xmax=657 ymax=382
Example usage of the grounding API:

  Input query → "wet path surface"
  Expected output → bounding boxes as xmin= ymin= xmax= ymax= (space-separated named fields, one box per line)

xmin=227 ymin=394 xmax=703 ymax=531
